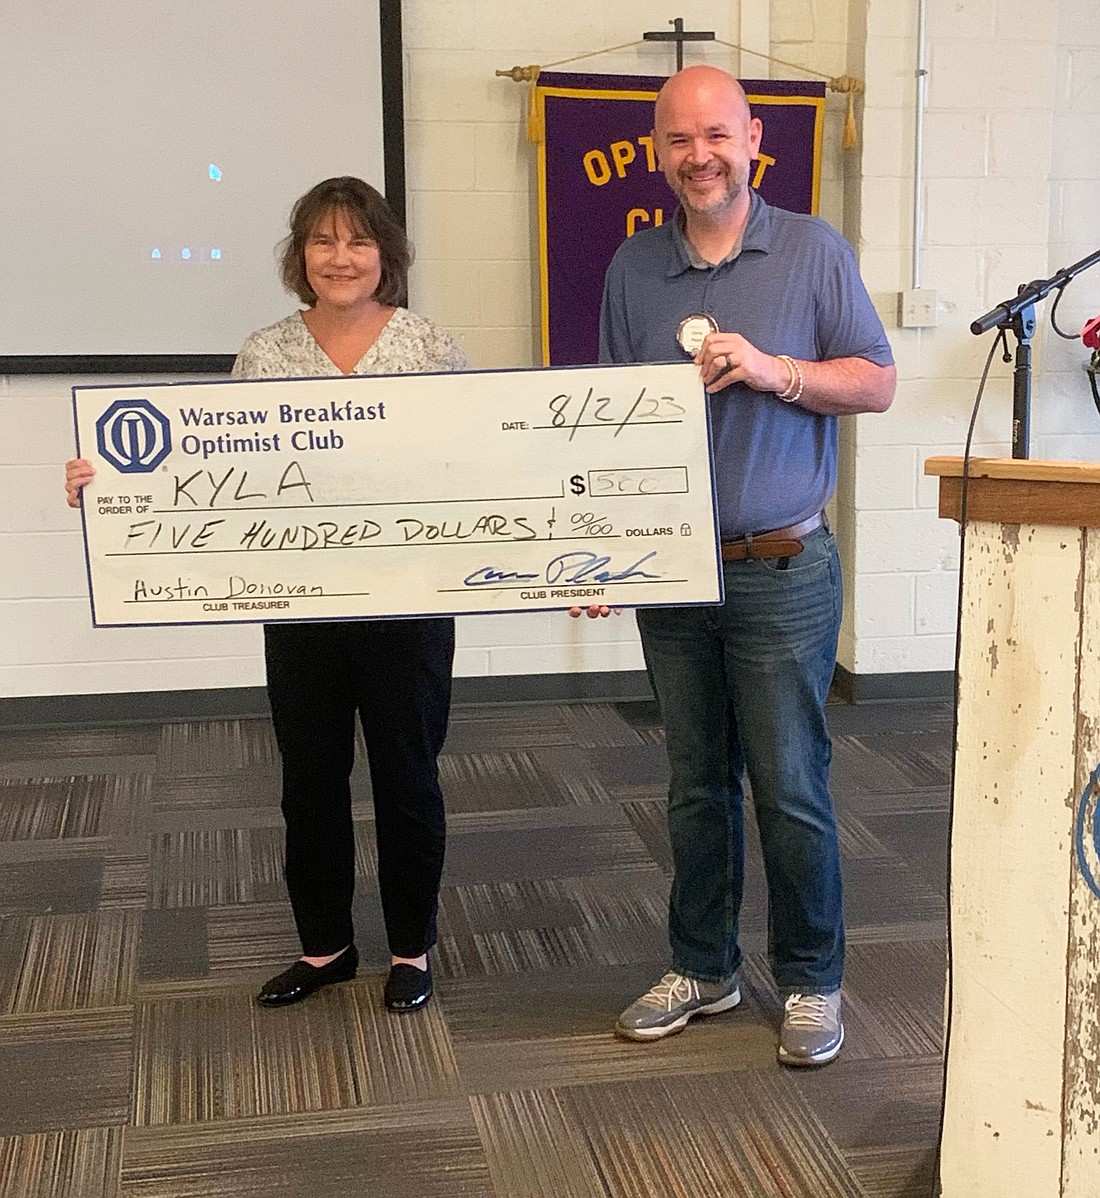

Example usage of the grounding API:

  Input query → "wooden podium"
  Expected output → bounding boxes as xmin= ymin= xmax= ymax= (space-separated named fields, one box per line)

xmin=926 ymin=457 xmax=1100 ymax=1197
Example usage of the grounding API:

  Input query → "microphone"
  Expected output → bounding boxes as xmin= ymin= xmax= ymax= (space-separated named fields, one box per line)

xmin=1083 ymin=314 xmax=1100 ymax=350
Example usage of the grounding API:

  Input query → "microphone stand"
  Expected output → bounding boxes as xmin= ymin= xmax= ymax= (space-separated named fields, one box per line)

xmin=971 ymin=248 xmax=1100 ymax=459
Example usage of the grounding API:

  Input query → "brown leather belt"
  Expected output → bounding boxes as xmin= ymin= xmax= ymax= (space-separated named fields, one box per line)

xmin=720 ymin=513 xmax=823 ymax=562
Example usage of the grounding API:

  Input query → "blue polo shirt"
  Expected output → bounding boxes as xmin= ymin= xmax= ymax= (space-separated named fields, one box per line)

xmin=598 ymin=191 xmax=894 ymax=539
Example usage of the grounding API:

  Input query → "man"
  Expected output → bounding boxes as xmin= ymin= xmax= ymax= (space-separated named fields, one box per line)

xmin=592 ymin=65 xmax=896 ymax=1066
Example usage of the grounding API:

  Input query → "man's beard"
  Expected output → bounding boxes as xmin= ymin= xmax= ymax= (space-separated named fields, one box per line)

xmin=673 ymin=162 xmax=747 ymax=218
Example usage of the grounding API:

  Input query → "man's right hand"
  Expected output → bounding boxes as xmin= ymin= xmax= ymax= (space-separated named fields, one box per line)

xmin=65 ymin=458 xmax=95 ymax=508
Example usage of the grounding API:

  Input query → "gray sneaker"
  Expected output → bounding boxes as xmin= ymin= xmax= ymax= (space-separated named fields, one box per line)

xmin=778 ymin=991 xmax=844 ymax=1066
xmin=615 ymin=970 xmax=741 ymax=1041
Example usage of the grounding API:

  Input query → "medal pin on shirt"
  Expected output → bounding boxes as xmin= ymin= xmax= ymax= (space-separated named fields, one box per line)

xmin=676 ymin=313 xmax=718 ymax=357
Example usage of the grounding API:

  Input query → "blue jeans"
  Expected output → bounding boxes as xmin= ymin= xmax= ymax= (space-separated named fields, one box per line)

xmin=636 ymin=525 xmax=844 ymax=994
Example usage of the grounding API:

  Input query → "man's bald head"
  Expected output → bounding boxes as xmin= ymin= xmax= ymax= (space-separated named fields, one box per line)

xmin=655 ymin=65 xmax=752 ymax=131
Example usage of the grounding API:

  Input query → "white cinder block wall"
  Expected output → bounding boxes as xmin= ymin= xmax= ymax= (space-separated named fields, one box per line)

xmin=836 ymin=0 xmax=1100 ymax=676
xmin=3 ymin=0 xmax=1099 ymax=700
xmin=1041 ymin=4 xmax=1100 ymax=462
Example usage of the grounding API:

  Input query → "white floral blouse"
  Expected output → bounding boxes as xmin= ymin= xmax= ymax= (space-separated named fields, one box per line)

xmin=231 ymin=308 xmax=467 ymax=380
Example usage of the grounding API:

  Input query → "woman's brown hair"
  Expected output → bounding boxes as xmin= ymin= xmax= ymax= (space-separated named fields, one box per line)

xmin=279 ymin=176 xmax=411 ymax=307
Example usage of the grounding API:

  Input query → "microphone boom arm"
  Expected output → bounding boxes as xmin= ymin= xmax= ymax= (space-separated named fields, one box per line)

xmin=970 ymin=248 xmax=1100 ymax=458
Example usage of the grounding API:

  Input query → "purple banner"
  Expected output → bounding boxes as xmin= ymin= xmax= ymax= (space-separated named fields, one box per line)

xmin=537 ymin=72 xmax=825 ymax=365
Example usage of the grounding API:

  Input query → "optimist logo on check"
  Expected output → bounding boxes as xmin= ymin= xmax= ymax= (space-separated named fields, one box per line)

xmin=96 ymin=399 xmax=172 ymax=473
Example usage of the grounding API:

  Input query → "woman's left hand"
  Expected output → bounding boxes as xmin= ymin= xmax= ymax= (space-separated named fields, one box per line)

xmin=64 ymin=458 xmax=96 ymax=508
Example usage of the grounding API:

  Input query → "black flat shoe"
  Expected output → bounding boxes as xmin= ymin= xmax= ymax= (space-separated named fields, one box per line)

xmin=256 ymin=945 xmax=359 ymax=1007
xmin=384 ymin=962 xmax=433 ymax=1011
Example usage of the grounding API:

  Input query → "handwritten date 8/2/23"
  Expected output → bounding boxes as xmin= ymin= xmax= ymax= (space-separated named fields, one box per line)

xmin=542 ymin=388 xmax=687 ymax=440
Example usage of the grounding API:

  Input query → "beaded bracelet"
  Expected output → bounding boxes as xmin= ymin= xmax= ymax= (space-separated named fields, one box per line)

xmin=776 ymin=354 xmax=804 ymax=404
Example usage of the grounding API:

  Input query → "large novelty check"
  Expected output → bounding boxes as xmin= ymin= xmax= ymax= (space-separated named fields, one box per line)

xmin=73 ymin=362 xmax=722 ymax=626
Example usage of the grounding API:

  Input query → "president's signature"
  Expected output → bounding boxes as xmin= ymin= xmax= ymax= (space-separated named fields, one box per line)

xmin=464 ymin=550 xmax=660 ymax=588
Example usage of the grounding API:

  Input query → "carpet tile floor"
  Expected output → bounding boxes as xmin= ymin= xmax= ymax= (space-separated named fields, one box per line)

xmin=0 ymin=697 xmax=949 ymax=1197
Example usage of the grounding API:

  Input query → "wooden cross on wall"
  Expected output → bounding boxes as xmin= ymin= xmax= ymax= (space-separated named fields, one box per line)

xmin=642 ymin=17 xmax=716 ymax=73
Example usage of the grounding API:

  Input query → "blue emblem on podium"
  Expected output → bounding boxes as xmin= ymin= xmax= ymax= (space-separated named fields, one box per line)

xmin=1076 ymin=763 xmax=1100 ymax=902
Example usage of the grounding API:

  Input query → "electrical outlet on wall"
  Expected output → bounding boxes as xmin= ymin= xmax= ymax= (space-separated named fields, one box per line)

xmin=899 ymin=288 xmax=938 ymax=328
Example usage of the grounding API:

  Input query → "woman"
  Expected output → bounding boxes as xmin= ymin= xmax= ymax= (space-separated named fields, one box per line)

xmin=66 ymin=177 xmax=465 ymax=1012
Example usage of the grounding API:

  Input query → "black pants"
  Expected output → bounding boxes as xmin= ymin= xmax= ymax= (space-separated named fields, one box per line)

xmin=263 ymin=617 xmax=455 ymax=958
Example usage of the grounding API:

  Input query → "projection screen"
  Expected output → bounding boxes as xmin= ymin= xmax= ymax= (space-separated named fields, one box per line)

xmin=0 ymin=0 xmax=404 ymax=373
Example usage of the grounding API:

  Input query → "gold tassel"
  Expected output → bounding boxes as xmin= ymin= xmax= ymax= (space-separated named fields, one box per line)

xmin=828 ymin=76 xmax=864 ymax=150
xmin=843 ymin=91 xmax=857 ymax=149
xmin=527 ymin=74 xmax=544 ymax=144
xmin=495 ymin=66 xmax=544 ymax=143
